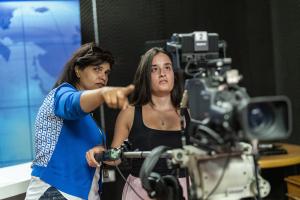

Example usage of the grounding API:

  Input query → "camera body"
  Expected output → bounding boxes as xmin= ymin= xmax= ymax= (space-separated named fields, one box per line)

xmin=168 ymin=32 xmax=220 ymax=66
xmin=167 ymin=31 xmax=292 ymax=151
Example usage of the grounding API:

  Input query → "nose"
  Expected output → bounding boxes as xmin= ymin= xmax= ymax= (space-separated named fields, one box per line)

xmin=158 ymin=67 xmax=166 ymax=76
xmin=98 ymin=71 xmax=107 ymax=82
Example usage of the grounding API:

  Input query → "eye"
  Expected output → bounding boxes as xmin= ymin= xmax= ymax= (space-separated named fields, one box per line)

xmin=165 ymin=64 xmax=173 ymax=70
xmin=93 ymin=66 xmax=102 ymax=72
xmin=151 ymin=67 xmax=158 ymax=73
xmin=105 ymin=70 xmax=111 ymax=75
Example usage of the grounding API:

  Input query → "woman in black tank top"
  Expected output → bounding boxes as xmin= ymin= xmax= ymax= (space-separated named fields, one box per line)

xmin=109 ymin=47 xmax=189 ymax=200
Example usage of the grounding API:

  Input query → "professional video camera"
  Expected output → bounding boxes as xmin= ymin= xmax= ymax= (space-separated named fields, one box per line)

xmin=166 ymin=31 xmax=292 ymax=150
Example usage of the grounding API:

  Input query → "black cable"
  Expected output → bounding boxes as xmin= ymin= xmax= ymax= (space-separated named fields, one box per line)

xmin=179 ymin=105 xmax=190 ymax=200
xmin=114 ymin=164 xmax=145 ymax=200
xmin=253 ymin=154 xmax=262 ymax=200
xmin=197 ymin=124 xmax=224 ymax=145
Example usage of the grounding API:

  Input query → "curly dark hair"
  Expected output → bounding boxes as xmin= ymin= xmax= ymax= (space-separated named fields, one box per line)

xmin=53 ymin=43 xmax=114 ymax=88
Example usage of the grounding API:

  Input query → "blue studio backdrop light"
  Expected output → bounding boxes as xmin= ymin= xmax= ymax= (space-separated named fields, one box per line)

xmin=0 ymin=0 xmax=81 ymax=167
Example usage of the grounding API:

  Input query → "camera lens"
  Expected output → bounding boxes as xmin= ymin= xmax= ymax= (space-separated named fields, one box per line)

xmin=247 ymin=103 xmax=275 ymax=134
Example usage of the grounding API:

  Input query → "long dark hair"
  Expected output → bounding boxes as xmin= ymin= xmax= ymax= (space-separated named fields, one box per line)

xmin=53 ymin=43 xmax=114 ymax=88
xmin=131 ymin=47 xmax=182 ymax=108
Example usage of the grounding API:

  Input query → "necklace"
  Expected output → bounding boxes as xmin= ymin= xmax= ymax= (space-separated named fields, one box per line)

xmin=150 ymin=105 xmax=177 ymax=127
xmin=158 ymin=117 xmax=166 ymax=127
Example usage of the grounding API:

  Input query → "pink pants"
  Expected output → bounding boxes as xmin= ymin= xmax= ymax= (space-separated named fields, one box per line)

xmin=122 ymin=174 xmax=189 ymax=200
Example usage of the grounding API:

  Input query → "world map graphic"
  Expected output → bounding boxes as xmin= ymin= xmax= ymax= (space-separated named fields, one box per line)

xmin=0 ymin=1 xmax=81 ymax=167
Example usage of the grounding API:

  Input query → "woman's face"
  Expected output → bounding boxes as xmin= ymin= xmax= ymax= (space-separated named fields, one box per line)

xmin=76 ymin=62 xmax=111 ymax=90
xmin=150 ymin=52 xmax=174 ymax=96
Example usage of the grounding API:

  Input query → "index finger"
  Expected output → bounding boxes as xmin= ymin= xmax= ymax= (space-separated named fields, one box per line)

xmin=122 ymin=84 xmax=135 ymax=96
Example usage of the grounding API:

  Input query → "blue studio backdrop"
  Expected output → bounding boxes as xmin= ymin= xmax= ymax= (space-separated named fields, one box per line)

xmin=0 ymin=0 xmax=81 ymax=167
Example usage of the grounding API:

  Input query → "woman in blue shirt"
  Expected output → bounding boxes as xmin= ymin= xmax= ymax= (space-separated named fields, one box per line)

xmin=25 ymin=43 xmax=134 ymax=200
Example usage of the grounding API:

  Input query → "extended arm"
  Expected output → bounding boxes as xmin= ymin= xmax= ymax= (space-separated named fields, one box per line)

xmin=80 ymin=84 xmax=134 ymax=113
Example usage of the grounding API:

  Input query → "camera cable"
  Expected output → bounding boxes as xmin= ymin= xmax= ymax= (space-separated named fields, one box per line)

xmin=96 ymin=151 xmax=145 ymax=200
xmin=204 ymin=151 xmax=231 ymax=200
xmin=114 ymin=163 xmax=146 ymax=200
xmin=253 ymin=154 xmax=262 ymax=200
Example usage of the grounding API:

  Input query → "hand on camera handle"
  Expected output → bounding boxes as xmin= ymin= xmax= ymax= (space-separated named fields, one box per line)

xmin=86 ymin=146 xmax=121 ymax=167
xmin=86 ymin=145 xmax=105 ymax=168
xmin=91 ymin=140 xmax=132 ymax=166
xmin=94 ymin=148 xmax=123 ymax=162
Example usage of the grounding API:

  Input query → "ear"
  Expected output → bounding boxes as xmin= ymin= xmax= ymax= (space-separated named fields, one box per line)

xmin=75 ymin=66 xmax=80 ymax=78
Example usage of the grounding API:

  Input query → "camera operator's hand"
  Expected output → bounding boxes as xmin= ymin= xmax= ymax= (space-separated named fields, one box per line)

xmin=86 ymin=145 xmax=106 ymax=167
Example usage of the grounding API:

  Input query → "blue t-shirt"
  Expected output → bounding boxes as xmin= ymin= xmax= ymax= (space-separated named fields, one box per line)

xmin=31 ymin=83 xmax=105 ymax=199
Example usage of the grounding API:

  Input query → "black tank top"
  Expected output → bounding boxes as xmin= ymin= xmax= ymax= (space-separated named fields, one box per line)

xmin=128 ymin=106 xmax=185 ymax=177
